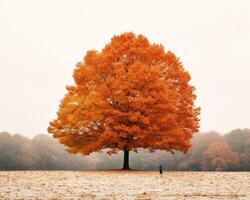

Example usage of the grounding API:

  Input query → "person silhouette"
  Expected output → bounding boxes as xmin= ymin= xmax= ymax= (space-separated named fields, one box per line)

xmin=159 ymin=165 xmax=163 ymax=177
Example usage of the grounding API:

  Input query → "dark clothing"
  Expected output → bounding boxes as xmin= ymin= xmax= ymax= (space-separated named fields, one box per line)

xmin=159 ymin=165 xmax=163 ymax=174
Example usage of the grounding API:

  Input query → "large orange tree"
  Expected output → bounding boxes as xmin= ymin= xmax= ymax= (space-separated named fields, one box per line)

xmin=48 ymin=33 xmax=200 ymax=169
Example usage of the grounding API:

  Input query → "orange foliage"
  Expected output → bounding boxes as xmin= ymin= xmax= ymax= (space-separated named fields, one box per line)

xmin=202 ymin=142 xmax=239 ymax=171
xmin=48 ymin=32 xmax=200 ymax=156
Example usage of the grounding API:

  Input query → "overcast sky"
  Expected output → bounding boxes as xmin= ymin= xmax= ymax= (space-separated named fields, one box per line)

xmin=0 ymin=0 xmax=250 ymax=137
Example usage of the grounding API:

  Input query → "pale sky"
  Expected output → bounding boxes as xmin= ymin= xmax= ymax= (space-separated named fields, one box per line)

xmin=0 ymin=0 xmax=250 ymax=137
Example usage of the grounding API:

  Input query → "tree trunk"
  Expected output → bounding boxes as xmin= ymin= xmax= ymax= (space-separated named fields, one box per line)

xmin=122 ymin=149 xmax=130 ymax=170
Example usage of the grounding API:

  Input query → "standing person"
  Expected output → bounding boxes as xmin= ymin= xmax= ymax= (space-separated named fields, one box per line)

xmin=159 ymin=165 xmax=163 ymax=177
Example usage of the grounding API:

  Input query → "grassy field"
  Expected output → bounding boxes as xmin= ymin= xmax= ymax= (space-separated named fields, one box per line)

xmin=0 ymin=171 xmax=249 ymax=199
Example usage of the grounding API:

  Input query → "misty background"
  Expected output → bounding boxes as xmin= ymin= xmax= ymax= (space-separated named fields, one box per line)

xmin=0 ymin=1 xmax=250 ymax=171
xmin=0 ymin=0 xmax=250 ymax=138
xmin=0 ymin=129 xmax=249 ymax=171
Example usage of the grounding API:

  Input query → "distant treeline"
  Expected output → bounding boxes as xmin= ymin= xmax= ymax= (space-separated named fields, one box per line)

xmin=0 ymin=129 xmax=250 ymax=171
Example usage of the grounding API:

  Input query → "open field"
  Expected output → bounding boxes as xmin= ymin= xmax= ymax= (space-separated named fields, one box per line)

xmin=0 ymin=171 xmax=249 ymax=200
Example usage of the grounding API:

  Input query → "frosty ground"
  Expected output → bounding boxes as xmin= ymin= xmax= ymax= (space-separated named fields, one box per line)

xmin=0 ymin=171 xmax=249 ymax=200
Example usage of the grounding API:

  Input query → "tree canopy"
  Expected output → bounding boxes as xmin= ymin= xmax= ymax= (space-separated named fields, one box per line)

xmin=202 ymin=142 xmax=239 ymax=171
xmin=48 ymin=33 xmax=200 ymax=167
